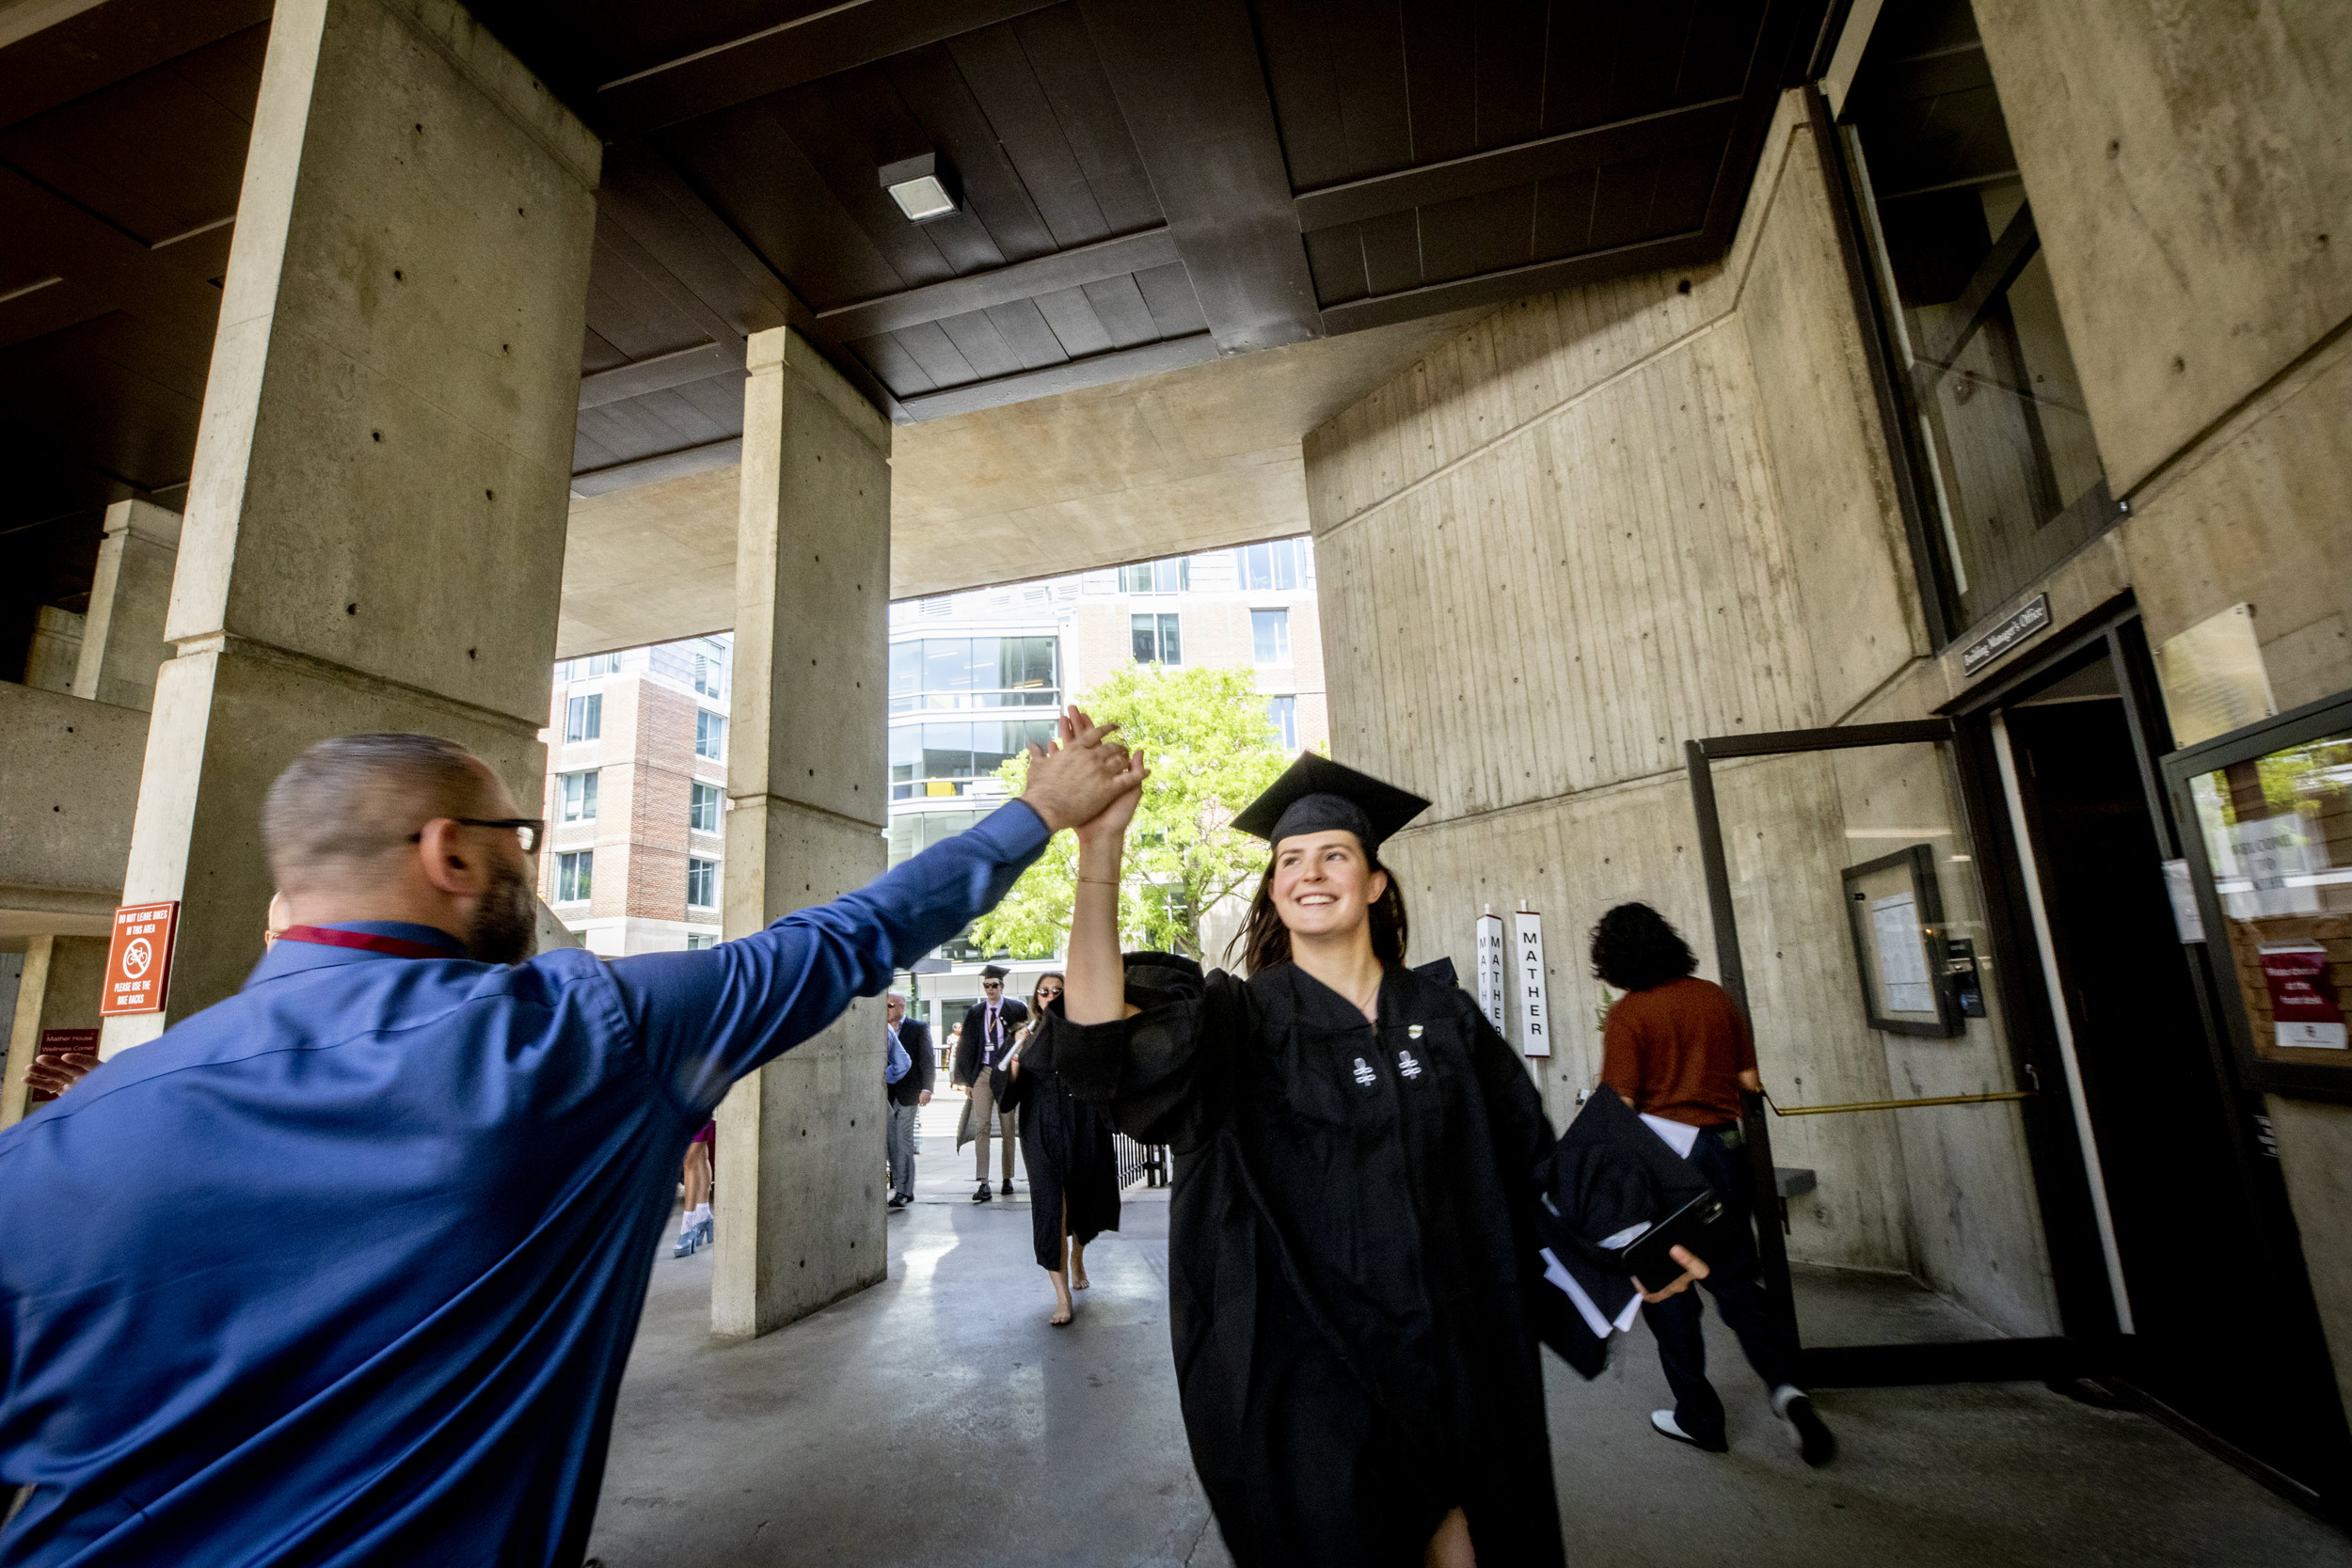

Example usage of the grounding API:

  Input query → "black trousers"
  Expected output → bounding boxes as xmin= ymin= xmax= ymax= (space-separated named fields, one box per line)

xmin=1640 ymin=1125 xmax=1801 ymax=1446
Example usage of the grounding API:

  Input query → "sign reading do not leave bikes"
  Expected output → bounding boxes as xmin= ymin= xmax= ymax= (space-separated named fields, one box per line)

xmin=101 ymin=901 xmax=180 ymax=1017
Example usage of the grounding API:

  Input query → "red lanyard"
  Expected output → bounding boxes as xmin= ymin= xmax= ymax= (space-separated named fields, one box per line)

xmin=278 ymin=926 xmax=460 ymax=960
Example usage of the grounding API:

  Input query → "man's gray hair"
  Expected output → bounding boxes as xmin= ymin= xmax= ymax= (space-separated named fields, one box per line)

xmin=262 ymin=733 xmax=488 ymax=886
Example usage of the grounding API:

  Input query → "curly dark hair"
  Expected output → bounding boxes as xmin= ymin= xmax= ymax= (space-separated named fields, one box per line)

xmin=1588 ymin=902 xmax=1697 ymax=992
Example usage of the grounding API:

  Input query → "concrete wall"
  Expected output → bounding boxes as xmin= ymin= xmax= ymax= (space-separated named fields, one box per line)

xmin=1311 ymin=1 xmax=2352 ymax=1397
xmin=0 ymin=681 xmax=148 ymax=936
xmin=1306 ymin=92 xmax=2058 ymax=1335
xmin=1967 ymin=0 xmax=2352 ymax=1416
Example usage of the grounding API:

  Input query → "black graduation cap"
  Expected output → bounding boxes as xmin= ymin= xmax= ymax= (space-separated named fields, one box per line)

xmin=1231 ymin=754 xmax=1430 ymax=858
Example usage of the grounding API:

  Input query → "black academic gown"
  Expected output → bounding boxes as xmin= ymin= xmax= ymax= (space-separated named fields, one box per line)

xmin=1041 ymin=953 xmax=1564 ymax=1568
xmin=994 ymin=1032 xmax=1120 ymax=1271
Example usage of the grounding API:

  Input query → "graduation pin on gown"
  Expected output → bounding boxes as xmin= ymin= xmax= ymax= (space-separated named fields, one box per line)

xmin=1041 ymin=952 xmax=1565 ymax=1568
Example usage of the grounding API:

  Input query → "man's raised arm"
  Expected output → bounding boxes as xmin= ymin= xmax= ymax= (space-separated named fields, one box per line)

xmin=608 ymin=708 xmax=1144 ymax=1115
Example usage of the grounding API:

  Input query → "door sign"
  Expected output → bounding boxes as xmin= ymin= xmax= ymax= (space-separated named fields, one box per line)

xmin=1515 ymin=910 xmax=1551 ymax=1058
xmin=101 ymin=901 xmax=180 ymax=1017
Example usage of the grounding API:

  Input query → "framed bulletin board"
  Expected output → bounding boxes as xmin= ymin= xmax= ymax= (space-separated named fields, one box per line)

xmin=2164 ymin=687 xmax=2352 ymax=1101
xmin=1840 ymin=843 xmax=1963 ymax=1037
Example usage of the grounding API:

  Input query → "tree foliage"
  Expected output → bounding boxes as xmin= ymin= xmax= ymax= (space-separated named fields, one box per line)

xmin=969 ymin=663 xmax=1293 ymax=961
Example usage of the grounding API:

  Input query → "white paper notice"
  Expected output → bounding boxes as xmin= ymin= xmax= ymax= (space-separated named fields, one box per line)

xmin=1869 ymin=892 xmax=1935 ymax=1014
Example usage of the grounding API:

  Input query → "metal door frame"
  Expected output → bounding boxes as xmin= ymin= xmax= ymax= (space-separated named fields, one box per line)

xmin=1684 ymin=719 xmax=2077 ymax=1387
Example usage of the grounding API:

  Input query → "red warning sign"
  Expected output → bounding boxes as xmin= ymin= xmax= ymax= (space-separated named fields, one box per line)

xmin=101 ymin=901 xmax=179 ymax=1017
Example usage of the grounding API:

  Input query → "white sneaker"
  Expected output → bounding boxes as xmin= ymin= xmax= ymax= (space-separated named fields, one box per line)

xmin=1649 ymin=1410 xmax=1726 ymax=1451
xmin=1772 ymin=1385 xmax=1836 ymax=1466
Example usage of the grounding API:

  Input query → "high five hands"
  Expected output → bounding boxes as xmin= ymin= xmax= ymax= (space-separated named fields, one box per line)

xmin=1018 ymin=706 xmax=1150 ymax=834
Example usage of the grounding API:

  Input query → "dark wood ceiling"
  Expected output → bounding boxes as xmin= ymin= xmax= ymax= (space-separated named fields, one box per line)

xmin=0 ymin=0 xmax=1831 ymax=670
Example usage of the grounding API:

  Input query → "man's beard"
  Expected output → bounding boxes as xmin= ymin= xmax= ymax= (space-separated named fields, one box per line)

xmin=467 ymin=859 xmax=538 ymax=966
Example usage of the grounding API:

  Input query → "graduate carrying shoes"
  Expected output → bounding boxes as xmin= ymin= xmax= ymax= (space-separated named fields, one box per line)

xmin=1041 ymin=753 xmax=1704 ymax=1568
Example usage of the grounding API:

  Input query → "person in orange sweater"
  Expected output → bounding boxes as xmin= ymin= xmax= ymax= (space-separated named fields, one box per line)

xmin=1594 ymin=901 xmax=1834 ymax=1465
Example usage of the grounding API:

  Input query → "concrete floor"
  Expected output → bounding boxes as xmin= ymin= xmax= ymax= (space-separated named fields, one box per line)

xmin=586 ymin=1098 xmax=2344 ymax=1568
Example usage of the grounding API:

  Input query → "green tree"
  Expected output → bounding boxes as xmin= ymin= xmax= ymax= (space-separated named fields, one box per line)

xmin=969 ymin=663 xmax=1293 ymax=961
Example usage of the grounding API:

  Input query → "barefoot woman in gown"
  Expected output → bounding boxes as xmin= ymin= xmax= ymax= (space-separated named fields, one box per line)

xmin=997 ymin=972 xmax=1120 ymax=1325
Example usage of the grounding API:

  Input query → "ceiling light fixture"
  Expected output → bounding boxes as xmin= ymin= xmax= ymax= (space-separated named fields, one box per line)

xmin=880 ymin=152 xmax=960 ymax=223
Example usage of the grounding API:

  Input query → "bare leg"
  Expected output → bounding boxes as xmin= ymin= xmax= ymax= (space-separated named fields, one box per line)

xmin=1047 ymin=1198 xmax=1074 ymax=1324
xmin=682 ymin=1142 xmax=711 ymax=1215
xmin=1422 ymin=1508 xmax=1474 ymax=1568
xmin=1070 ymin=1233 xmax=1089 ymax=1291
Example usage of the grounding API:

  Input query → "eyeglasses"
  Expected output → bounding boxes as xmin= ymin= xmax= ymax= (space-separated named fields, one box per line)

xmin=409 ymin=817 xmax=546 ymax=854
xmin=981 ymin=980 xmax=1002 ymax=990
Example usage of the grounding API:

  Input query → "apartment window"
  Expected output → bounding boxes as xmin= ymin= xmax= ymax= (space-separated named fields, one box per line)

xmin=564 ymin=693 xmax=601 ymax=743
xmin=558 ymin=769 xmax=598 ymax=822
xmin=1238 ymin=539 xmax=1311 ymax=592
xmin=690 ymin=781 xmax=722 ymax=833
xmin=686 ymin=934 xmax=717 ymax=951
xmin=1251 ymin=609 xmax=1291 ymax=665
xmin=692 ymin=654 xmax=724 ymax=699
xmin=1118 ymin=557 xmax=1189 ymax=594
xmin=554 ymin=850 xmax=593 ymax=903
xmin=887 ymin=636 xmax=1059 ymax=714
xmin=1131 ymin=613 xmax=1182 ymax=665
xmin=1839 ymin=0 xmax=2112 ymax=639
xmin=1267 ymin=695 xmax=1297 ymax=749
xmin=687 ymin=857 xmax=718 ymax=910
xmin=888 ymin=807 xmax=989 ymax=867
xmin=564 ymin=652 xmax=620 ymax=681
xmin=695 ymin=709 xmax=725 ymax=760
xmin=890 ymin=717 xmax=1059 ymax=799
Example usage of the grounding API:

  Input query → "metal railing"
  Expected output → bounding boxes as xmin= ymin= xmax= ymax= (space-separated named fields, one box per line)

xmin=1116 ymin=1132 xmax=1168 ymax=1189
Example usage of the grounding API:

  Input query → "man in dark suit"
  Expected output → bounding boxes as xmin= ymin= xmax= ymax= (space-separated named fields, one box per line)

xmin=884 ymin=992 xmax=933 ymax=1210
xmin=952 ymin=964 xmax=1027 ymax=1202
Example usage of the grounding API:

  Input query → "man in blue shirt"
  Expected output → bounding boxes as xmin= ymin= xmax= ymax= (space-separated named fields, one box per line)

xmin=0 ymin=717 xmax=1144 ymax=1566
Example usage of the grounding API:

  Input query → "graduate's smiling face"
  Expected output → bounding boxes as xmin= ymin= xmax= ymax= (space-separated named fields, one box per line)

xmin=1270 ymin=831 xmax=1389 ymax=942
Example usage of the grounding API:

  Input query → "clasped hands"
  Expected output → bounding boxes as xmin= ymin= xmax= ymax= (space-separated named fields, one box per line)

xmin=1017 ymin=705 xmax=1149 ymax=835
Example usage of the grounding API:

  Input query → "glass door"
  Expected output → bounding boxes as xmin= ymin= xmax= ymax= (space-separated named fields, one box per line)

xmin=1686 ymin=721 xmax=2067 ymax=1378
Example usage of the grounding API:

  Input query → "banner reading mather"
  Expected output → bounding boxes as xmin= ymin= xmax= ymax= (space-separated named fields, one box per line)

xmin=1474 ymin=913 xmax=1507 ymax=1036
xmin=1514 ymin=910 xmax=1550 ymax=1058
xmin=101 ymin=901 xmax=180 ymax=1017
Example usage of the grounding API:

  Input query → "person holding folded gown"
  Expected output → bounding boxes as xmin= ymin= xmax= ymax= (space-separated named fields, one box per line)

xmin=1040 ymin=753 xmax=1704 ymax=1568
xmin=994 ymin=972 xmax=1120 ymax=1326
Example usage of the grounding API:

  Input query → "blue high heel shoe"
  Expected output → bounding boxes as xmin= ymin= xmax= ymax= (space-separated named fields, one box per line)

xmin=672 ymin=1227 xmax=698 ymax=1259
xmin=692 ymin=1214 xmax=713 ymax=1249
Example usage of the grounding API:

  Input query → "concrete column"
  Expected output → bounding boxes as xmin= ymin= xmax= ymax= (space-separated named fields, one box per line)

xmin=99 ymin=0 xmax=599 ymax=1055
xmin=2 ymin=934 xmax=107 ymax=1128
xmin=72 ymin=499 xmax=183 ymax=713
xmin=712 ymin=327 xmax=892 ymax=1340
xmin=22 ymin=608 xmax=84 ymax=694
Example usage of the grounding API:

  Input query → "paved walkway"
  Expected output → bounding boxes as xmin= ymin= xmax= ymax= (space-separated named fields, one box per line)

xmin=586 ymin=1094 xmax=2344 ymax=1568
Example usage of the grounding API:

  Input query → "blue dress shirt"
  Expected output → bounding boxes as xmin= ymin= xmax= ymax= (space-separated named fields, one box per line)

xmin=0 ymin=801 xmax=1049 ymax=1566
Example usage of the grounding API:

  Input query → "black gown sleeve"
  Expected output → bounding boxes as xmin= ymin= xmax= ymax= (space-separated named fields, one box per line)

xmin=1462 ymin=997 xmax=1557 ymax=1180
xmin=1032 ymin=951 xmax=1232 ymax=1152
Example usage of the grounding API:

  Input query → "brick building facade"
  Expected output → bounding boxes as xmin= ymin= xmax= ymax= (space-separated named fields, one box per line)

xmin=537 ymin=635 xmax=731 ymax=957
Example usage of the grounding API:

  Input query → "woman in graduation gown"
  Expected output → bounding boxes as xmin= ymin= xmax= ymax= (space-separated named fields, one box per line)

xmin=1039 ymin=753 xmax=1576 ymax=1568
xmin=994 ymin=972 xmax=1121 ymax=1325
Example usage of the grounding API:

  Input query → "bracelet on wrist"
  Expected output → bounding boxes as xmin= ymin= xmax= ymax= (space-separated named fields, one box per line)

xmin=1077 ymin=876 xmax=1120 ymax=887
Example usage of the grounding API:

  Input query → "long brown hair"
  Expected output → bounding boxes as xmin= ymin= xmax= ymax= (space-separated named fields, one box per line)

xmin=1226 ymin=847 xmax=1408 ymax=975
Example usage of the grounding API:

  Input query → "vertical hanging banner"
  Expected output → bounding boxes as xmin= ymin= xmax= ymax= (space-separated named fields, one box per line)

xmin=101 ymin=901 xmax=180 ymax=1017
xmin=1474 ymin=913 xmax=1507 ymax=1035
xmin=1515 ymin=910 xmax=1550 ymax=1057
